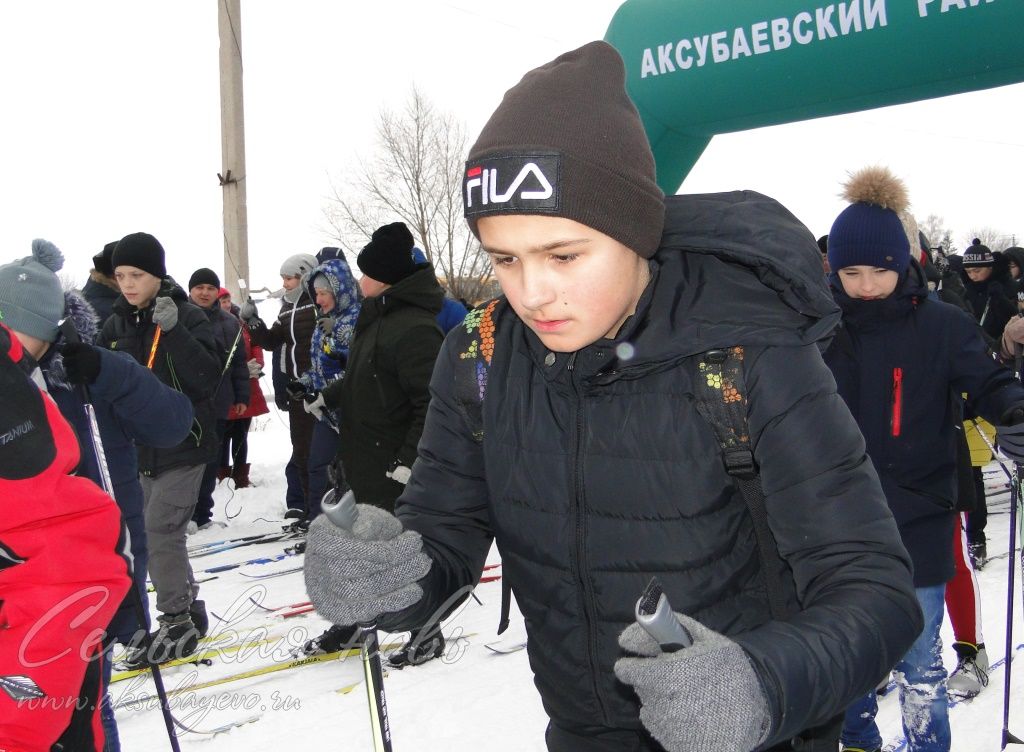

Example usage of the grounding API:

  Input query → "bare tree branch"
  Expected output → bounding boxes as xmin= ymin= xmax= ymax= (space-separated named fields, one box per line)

xmin=324 ymin=88 xmax=494 ymax=303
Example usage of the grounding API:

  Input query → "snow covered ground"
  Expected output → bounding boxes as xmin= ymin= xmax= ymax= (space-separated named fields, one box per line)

xmin=112 ymin=393 xmax=1024 ymax=751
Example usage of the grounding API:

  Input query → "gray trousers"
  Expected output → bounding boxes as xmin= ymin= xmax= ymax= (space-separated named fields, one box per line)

xmin=141 ymin=464 xmax=204 ymax=615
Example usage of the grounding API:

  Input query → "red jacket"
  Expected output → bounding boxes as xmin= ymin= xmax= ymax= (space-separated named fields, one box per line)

xmin=234 ymin=324 xmax=269 ymax=419
xmin=0 ymin=325 xmax=131 ymax=752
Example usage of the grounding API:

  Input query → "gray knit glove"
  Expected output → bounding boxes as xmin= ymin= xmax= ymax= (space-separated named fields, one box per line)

xmin=614 ymin=613 xmax=771 ymax=752
xmin=239 ymin=299 xmax=258 ymax=322
xmin=304 ymin=504 xmax=432 ymax=626
xmin=152 ymin=296 xmax=178 ymax=331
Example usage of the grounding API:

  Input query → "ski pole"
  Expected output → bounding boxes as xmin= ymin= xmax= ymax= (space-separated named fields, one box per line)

xmin=1002 ymin=465 xmax=1022 ymax=750
xmin=322 ymin=488 xmax=393 ymax=752
xmin=59 ymin=320 xmax=181 ymax=752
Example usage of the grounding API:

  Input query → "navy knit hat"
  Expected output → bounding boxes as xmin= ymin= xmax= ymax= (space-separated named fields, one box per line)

xmin=112 ymin=232 xmax=167 ymax=278
xmin=0 ymin=239 xmax=66 ymax=343
xmin=357 ymin=222 xmax=416 ymax=285
xmin=188 ymin=267 xmax=221 ymax=290
xmin=827 ymin=166 xmax=911 ymax=274
xmin=962 ymin=239 xmax=995 ymax=267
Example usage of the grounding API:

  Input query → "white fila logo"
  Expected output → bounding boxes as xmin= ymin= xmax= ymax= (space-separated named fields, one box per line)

xmin=465 ymin=162 xmax=554 ymax=208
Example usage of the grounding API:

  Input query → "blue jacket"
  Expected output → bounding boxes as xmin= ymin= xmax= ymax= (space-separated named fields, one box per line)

xmin=824 ymin=262 xmax=1024 ymax=586
xmin=411 ymin=247 xmax=467 ymax=333
xmin=437 ymin=297 xmax=468 ymax=334
xmin=302 ymin=257 xmax=360 ymax=392
xmin=44 ymin=292 xmax=194 ymax=643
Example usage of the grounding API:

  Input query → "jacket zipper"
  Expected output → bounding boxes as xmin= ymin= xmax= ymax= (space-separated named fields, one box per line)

xmin=567 ymin=353 xmax=609 ymax=721
xmin=891 ymin=367 xmax=903 ymax=437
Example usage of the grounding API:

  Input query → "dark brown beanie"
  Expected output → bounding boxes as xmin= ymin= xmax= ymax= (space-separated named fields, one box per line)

xmin=464 ymin=41 xmax=665 ymax=258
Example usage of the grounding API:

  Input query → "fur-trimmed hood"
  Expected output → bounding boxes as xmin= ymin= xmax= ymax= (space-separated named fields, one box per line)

xmin=42 ymin=289 xmax=100 ymax=391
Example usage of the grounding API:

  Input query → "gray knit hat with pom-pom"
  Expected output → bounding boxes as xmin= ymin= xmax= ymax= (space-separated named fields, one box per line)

xmin=0 ymin=239 xmax=66 ymax=343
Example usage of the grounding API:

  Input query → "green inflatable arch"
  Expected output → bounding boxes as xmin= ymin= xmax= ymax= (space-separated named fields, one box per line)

xmin=604 ymin=0 xmax=1024 ymax=194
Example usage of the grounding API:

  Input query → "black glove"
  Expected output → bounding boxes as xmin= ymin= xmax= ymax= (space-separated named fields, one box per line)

xmin=286 ymin=379 xmax=309 ymax=401
xmin=246 ymin=317 xmax=268 ymax=336
xmin=318 ymin=315 xmax=336 ymax=337
xmin=996 ymin=406 xmax=1024 ymax=462
xmin=62 ymin=342 xmax=102 ymax=385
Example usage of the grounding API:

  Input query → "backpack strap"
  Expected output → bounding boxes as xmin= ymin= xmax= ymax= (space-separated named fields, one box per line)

xmin=451 ymin=299 xmax=512 ymax=632
xmin=691 ymin=347 xmax=790 ymax=621
xmin=454 ymin=299 xmax=499 ymax=444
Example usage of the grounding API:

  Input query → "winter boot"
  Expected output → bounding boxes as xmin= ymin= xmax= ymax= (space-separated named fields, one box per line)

xmin=284 ymin=508 xmax=306 ymax=520
xmin=947 ymin=641 xmax=989 ymax=698
xmin=217 ymin=465 xmax=232 ymax=482
xmin=284 ymin=516 xmax=310 ymax=535
xmin=189 ymin=599 xmax=209 ymax=639
xmin=232 ymin=463 xmax=252 ymax=488
xmin=968 ymin=540 xmax=987 ymax=570
xmin=387 ymin=627 xmax=446 ymax=669
xmin=298 ymin=624 xmax=360 ymax=656
xmin=121 ymin=611 xmax=200 ymax=669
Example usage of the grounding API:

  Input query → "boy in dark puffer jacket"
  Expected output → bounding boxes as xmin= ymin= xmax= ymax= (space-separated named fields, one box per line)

xmin=302 ymin=42 xmax=923 ymax=752
xmin=100 ymin=232 xmax=221 ymax=668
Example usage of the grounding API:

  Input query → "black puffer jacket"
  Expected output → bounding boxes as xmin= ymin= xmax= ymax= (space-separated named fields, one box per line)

xmin=248 ymin=289 xmax=318 ymax=380
xmin=101 ymin=279 xmax=221 ymax=476
xmin=391 ymin=192 xmax=921 ymax=747
xmin=323 ymin=265 xmax=443 ymax=508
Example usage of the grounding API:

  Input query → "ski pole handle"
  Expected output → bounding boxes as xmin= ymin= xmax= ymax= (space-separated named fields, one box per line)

xmin=636 ymin=577 xmax=693 ymax=652
xmin=321 ymin=487 xmax=358 ymax=531
xmin=319 ymin=486 xmax=393 ymax=752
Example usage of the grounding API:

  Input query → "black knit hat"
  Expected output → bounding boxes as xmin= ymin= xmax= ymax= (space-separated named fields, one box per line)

xmin=463 ymin=41 xmax=665 ymax=259
xmin=356 ymin=222 xmax=417 ymax=285
xmin=188 ymin=267 xmax=221 ymax=290
xmin=962 ymin=239 xmax=994 ymax=267
xmin=92 ymin=241 xmax=119 ymax=277
xmin=111 ymin=232 xmax=167 ymax=278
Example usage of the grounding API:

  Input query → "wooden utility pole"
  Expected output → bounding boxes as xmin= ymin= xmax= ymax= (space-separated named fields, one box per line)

xmin=218 ymin=0 xmax=249 ymax=301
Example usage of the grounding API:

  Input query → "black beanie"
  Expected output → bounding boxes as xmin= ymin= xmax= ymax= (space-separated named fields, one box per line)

xmin=111 ymin=232 xmax=167 ymax=278
xmin=188 ymin=267 xmax=221 ymax=290
xmin=356 ymin=222 xmax=417 ymax=285
xmin=962 ymin=239 xmax=995 ymax=267
xmin=463 ymin=41 xmax=665 ymax=259
xmin=92 ymin=240 xmax=119 ymax=277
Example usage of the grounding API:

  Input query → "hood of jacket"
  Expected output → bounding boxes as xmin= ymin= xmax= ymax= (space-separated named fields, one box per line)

xmin=84 ymin=269 xmax=121 ymax=295
xmin=827 ymin=258 xmax=929 ymax=331
xmin=533 ymin=191 xmax=838 ymax=381
xmin=43 ymin=289 xmax=100 ymax=391
xmin=356 ymin=264 xmax=444 ymax=331
xmin=306 ymin=258 xmax=358 ymax=311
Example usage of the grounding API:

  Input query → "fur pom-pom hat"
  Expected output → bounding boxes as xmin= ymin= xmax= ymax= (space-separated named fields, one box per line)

xmin=828 ymin=166 xmax=912 ymax=274
xmin=0 ymin=239 xmax=67 ymax=343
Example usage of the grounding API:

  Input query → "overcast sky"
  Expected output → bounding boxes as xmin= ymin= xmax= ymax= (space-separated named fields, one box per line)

xmin=2 ymin=1 xmax=1021 ymax=293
